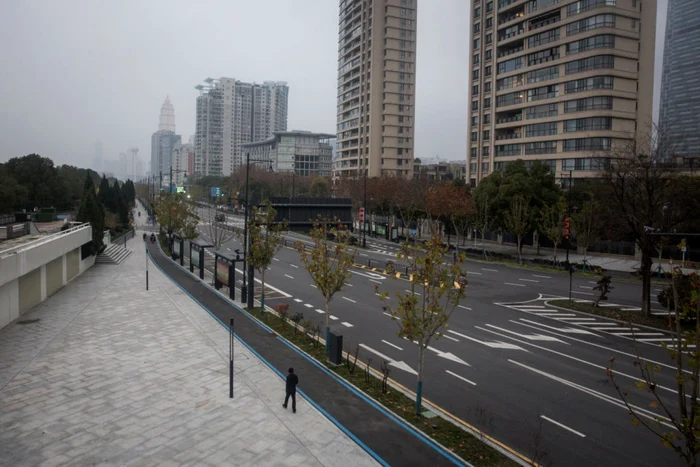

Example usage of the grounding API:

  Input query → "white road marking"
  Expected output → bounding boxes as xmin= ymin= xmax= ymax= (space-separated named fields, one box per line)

xmin=311 ymin=284 xmax=317 ymax=288
xmin=457 ymin=305 xmax=472 ymax=310
xmin=376 ymin=293 xmax=389 ymax=299
xmin=613 ymin=332 xmax=664 ymax=336
xmin=360 ymin=253 xmax=369 ymax=257
xmin=515 ymin=305 xmax=546 ymax=308
xmin=359 ymin=344 xmax=418 ymax=375
xmin=341 ymin=322 xmax=354 ymax=327
xmin=383 ymin=312 xmax=397 ymax=319
xmin=369 ymin=279 xmax=383 ymax=284
xmin=598 ymin=303 xmax=622 ymax=307
xmin=518 ymin=319 xmax=599 ymax=335
xmin=284 ymin=274 xmax=294 ymax=279
xmin=226 ymin=247 xmax=232 ymax=251
xmin=571 ymin=291 xmax=594 ymax=296
xmin=553 ymin=317 xmax=596 ymax=321
xmin=519 ymin=278 xmax=539 ymax=283
xmin=541 ymin=416 xmax=586 ymax=438
xmin=482 ymin=268 xmax=498 ymax=272
xmin=382 ymin=340 xmax=403 ymax=351
xmin=426 ymin=346 xmax=471 ymax=366
xmin=329 ymin=315 xmax=339 ymax=320
xmin=467 ymin=271 xmax=482 ymax=275
xmin=273 ymin=258 xmax=280 ymax=261
xmin=343 ymin=297 xmax=356 ymax=303
xmin=442 ymin=335 xmax=460 ymax=342
xmin=304 ymin=303 xmax=313 ymax=308
xmin=345 ymin=283 xmax=354 ymax=287
xmin=446 ymin=370 xmax=477 ymax=386
xmin=290 ymin=264 xmax=299 ymax=268
xmin=510 ymin=359 xmax=675 ymax=430
xmin=484 ymin=325 xmax=567 ymax=343
xmin=448 ymin=330 xmax=527 ymax=351
xmin=579 ymin=286 xmax=593 ymax=290
xmin=533 ymin=275 xmax=551 ymax=279
xmin=638 ymin=338 xmax=675 ymax=342
xmin=532 ymin=313 xmax=574 ymax=317
xmin=294 ymin=298 xmax=303 ymax=303
xmin=620 ymin=307 xmax=642 ymax=311
xmin=406 ymin=290 xmax=422 ymax=295
xmin=316 ymin=309 xmax=325 ymax=314
xmin=504 ymin=282 xmax=526 ymax=287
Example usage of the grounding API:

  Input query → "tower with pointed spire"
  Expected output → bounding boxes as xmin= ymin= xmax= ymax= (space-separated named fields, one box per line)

xmin=158 ymin=96 xmax=176 ymax=132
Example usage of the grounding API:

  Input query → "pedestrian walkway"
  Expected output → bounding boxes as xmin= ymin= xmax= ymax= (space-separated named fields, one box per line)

xmin=0 ymin=235 xmax=379 ymax=466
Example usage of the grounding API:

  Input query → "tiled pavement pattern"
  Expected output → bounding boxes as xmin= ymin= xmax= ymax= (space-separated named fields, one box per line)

xmin=0 ymin=237 xmax=377 ymax=466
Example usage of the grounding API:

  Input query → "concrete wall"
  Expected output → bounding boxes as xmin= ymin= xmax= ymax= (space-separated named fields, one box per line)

xmin=0 ymin=224 xmax=94 ymax=330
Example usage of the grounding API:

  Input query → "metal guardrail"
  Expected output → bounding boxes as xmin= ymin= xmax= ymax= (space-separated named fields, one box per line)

xmin=0 ymin=222 xmax=91 ymax=258
xmin=111 ymin=229 xmax=135 ymax=246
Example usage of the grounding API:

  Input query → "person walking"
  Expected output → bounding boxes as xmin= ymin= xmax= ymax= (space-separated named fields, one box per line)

xmin=283 ymin=367 xmax=299 ymax=413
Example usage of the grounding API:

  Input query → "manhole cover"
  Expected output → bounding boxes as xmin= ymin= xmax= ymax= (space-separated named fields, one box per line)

xmin=17 ymin=319 xmax=40 ymax=325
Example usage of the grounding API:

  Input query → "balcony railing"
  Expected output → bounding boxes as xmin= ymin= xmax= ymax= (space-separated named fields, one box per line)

xmin=496 ymin=114 xmax=523 ymax=124
xmin=496 ymin=132 xmax=522 ymax=140
xmin=498 ymin=46 xmax=524 ymax=58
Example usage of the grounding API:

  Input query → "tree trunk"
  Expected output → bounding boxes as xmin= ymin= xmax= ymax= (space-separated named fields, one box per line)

xmin=517 ymin=236 xmax=522 ymax=264
xmin=324 ymin=298 xmax=331 ymax=355
xmin=553 ymin=242 xmax=558 ymax=267
xmin=416 ymin=344 xmax=426 ymax=416
xmin=641 ymin=248 xmax=653 ymax=316
xmin=261 ymin=269 xmax=266 ymax=311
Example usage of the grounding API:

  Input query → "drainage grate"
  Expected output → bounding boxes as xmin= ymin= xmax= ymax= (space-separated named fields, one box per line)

xmin=16 ymin=319 xmax=40 ymax=325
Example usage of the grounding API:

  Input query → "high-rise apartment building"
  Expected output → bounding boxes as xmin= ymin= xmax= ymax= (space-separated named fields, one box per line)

xmin=194 ymin=78 xmax=289 ymax=177
xmin=467 ymin=0 xmax=655 ymax=187
xmin=333 ymin=0 xmax=418 ymax=179
xmin=659 ymin=0 xmax=700 ymax=158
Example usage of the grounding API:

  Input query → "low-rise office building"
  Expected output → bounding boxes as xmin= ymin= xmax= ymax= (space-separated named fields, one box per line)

xmin=242 ymin=131 xmax=334 ymax=177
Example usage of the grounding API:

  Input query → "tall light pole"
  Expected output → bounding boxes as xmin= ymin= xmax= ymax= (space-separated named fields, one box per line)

xmin=242 ymin=150 xmax=273 ymax=308
xmin=362 ymin=167 xmax=367 ymax=248
xmin=564 ymin=170 xmax=573 ymax=300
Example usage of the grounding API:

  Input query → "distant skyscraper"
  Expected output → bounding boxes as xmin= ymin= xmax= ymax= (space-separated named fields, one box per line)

xmin=659 ymin=0 xmax=700 ymax=157
xmin=151 ymin=96 xmax=181 ymax=182
xmin=159 ymin=96 xmax=176 ymax=132
xmin=194 ymin=78 xmax=289 ymax=177
xmin=333 ymin=0 xmax=418 ymax=179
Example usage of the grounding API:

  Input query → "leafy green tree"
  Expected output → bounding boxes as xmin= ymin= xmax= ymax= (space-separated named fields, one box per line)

xmin=571 ymin=195 xmax=603 ymax=267
xmin=4 ymin=154 xmax=61 ymax=210
xmin=296 ymin=216 xmax=356 ymax=355
xmin=377 ymin=236 xmax=468 ymax=415
xmin=0 ymin=172 xmax=28 ymax=214
xmin=503 ymin=194 xmax=532 ymax=264
xmin=77 ymin=174 xmax=105 ymax=254
xmin=156 ymin=193 xmax=199 ymax=241
xmin=98 ymin=175 xmax=114 ymax=211
xmin=112 ymin=182 xmax=129 ymax=225
xmin=247 ymin=201 xmax=287 ymax=310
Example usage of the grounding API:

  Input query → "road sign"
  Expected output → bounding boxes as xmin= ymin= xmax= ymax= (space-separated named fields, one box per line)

xmin=210 ymin=187 xmax=221 ymax=198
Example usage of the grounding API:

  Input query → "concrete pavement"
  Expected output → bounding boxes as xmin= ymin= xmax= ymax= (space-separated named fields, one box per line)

xmin=0 ymin=233 xmax=379 ymax=466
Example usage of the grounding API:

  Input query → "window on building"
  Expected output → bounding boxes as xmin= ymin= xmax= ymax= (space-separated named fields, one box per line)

xmin=526 ymin=103 xmax=558 ymax=119
xmin=483 ymin=146 xmax=490 ymax=156
xmin=471 ymin=148 xmax=478 ymax=158
xmin=471 ymin=131 xmax=478 ymax=142
xmin=474 ymin=22 xmax=481 ymax=33
xmin=527 ymin=84 xmax=559 ymax=102
xmin=495 ymin=143 xmax=522 ymax=157
xmin=566 ymin=35 xmax=615 ymax=55
xmin=525 ymin=122 xmax=558 ymax=137
xmin=472 ymin=85 xmax=479 ymax=96
xmin=562 ymin=157 xmax=611 ymax=170
xmin=485 ymin=50 xmax=492 ymax=61
xmin=484 ymin=113 xmax=491 ymax=124
xmin=563 ymin=117 xmax=612 ymax=132
xmin=473 ymin=69 xmax=480 ymax=80
xmin=472 ymin=100 xmax=479 ymax=111
xmin=484 ymin=97 xmax=492 ymax=108
xmin=497 ymin=56 xmax=524 ymax=75
xmin=527 ymin=65 xmax=559 ymax=84
xmin=485 ymin=66 xmax=492 ymax=76
xmin=496 ymin=91 xmax=524 ymax=107
xmin=486 ymin=33 xmax=493 ymax=45
xmin=475 ymin=7 xmax=481 ymax=17
xmin=485 ymin=82 xmax=492 ymax=93
xmin=482 ymin=162 xmax=490 ymax=172
xmin=483 ymin=130 xmax=491 ymax=140
xmin=497 ymin=74 xmax=524 ymax=90
xmin=474 ymin=38 xmax=481 ymax=49
xmin=527 ymin=47 xmax=560 ymax=66
xmin=486 ymin=17 xmax=493 ymax=29
xmin=525 ymin=141 xmax=558 ymax=155
xmin=473 ymin=54 xmax=480 ymax=65
xmin=563 ymin=137 xmax=612 ymax=152
xmin=568 ymin=0 xmax=616 ymax=16
xmin=487 ymin=1 xmax=493 ymax=13
xmin=528 ymin=28 xmax=560 ymax=48
xmin=564 ymin=76 xmax=614 ymax=93
xmin=564 ymin=96 xmax=613 ymax=113
xmin=567 ymin=14 xmax=616 ymax=36
xmin=471 ymin=115 xmax=479 ymax=126
xmin=566 ymin=55 xmax=615 ymax=75
xmin=470 ymin=162 xmax=477 ymax=171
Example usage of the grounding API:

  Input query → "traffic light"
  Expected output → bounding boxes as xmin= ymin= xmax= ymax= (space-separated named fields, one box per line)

xmin=563 ymin=217 xmax=571 ymax=239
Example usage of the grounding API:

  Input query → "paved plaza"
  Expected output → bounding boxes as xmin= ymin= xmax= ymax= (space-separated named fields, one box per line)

xmin=0 ymin=236 xmax=377 ymax=466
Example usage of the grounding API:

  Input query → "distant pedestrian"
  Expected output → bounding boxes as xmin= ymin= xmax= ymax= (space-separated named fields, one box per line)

xmin=283 ymin=367 xmax=299 ymax=413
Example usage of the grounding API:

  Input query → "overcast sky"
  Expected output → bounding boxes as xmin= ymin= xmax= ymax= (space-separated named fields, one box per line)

xmin=0 ymin=0 xmax=666 ymax=169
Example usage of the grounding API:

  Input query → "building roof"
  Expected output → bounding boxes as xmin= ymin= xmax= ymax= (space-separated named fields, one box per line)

xmin=242 ymin=131 xmax=335 ymax=148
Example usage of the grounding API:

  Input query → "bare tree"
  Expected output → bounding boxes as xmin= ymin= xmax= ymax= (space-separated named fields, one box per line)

xmin=571 ymin=195 xmax=603 ymax=269
xmin=538 ymin=197 xmax=566 ymax=266
xmin=205 ymin=206 xmax=235 ymax=251
xmin=600 ymin=128 xmax=693 ymax=316
xmin=503 ymin=195 xmax=532 ymax=265
xmin=607 ymin=268 xmax=700 ymax=465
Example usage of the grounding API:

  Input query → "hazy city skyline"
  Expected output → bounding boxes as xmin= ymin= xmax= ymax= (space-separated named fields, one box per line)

xmin=0 ymin=0 xmax=667 ymax=170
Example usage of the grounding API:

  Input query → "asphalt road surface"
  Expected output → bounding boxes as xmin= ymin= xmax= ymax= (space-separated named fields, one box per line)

xmin=179 ymin=206 xmax=686 ymax=466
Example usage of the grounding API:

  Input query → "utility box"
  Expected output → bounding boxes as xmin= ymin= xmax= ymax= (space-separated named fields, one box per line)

xmin=328 ymin=332 xmax=343 ymax=365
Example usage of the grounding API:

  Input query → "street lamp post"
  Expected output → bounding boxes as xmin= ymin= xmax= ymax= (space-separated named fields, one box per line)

xmin=362 ymin=169 xmax=367 ymax=248
xmin=564 ymin=171 xmax=573 ymax=300
xmin=242 ymin=151 xmax=273 ymax=308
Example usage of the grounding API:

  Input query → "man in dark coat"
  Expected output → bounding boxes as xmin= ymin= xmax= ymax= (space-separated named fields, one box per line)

xmin=283 ymin=367 xmax=299 ymax=413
